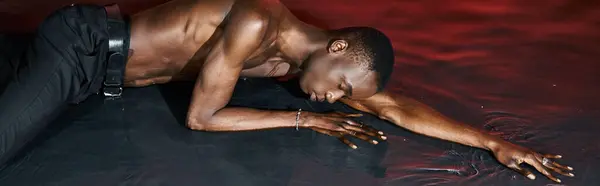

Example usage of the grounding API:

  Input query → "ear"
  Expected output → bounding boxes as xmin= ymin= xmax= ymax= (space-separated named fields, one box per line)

xmin=328 ymin=40 xmax=348 ymax=53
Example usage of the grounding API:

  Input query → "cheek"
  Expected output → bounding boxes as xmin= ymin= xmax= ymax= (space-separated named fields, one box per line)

xmin=318 ymin=77 xmax=339 ymax=92
xmin=306 ymin=67 xmax=327 ymax=82
xmin=309 ymin=79 xmax=325 ymax=91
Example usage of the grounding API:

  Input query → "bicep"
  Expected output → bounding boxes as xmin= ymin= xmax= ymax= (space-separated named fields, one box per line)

xmin=188 ymin=11 xmax=268 ymax=121
xmin=191 ymin=40 xmax=242 ymax=119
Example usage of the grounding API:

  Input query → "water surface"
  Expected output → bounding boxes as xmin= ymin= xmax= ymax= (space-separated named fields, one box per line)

xmin=0 ymin=0 xmax=599 ymax=185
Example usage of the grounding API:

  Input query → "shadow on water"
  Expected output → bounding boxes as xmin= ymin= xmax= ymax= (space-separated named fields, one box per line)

xmin=157 ymin=77 xmax=389 ymax=179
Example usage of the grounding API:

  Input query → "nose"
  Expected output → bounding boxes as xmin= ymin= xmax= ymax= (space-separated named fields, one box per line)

xmin=325 ymin=90 xmax=345 ymax=103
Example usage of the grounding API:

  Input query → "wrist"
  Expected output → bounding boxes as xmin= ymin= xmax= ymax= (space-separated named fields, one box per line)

xmin=297 ymin=110 xmax=316 ymax=128
xmin=483 ymin=136 xmax=504 ymax=152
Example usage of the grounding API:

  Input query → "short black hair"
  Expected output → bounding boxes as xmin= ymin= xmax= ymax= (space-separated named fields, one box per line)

xmin=328 ymin=27 xmax=395 ymax=92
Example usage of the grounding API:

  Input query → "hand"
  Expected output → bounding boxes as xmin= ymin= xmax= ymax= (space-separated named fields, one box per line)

xmin=303 ymin=111 xmax=387 ymax=149
xmin=490 ymin=141 xmax=574 ymax=183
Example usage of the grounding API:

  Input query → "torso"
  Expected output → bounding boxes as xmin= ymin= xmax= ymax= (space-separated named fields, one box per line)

xmin=124 ymin=0 xmax=296 ymax=87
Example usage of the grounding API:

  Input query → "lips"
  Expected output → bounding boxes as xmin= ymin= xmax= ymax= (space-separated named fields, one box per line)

xmin=310 ymin=92 xmax=325 ymax=102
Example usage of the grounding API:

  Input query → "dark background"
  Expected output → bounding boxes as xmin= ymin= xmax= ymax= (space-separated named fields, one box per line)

xmin=1 ymin=0 xmax=599 ymax=185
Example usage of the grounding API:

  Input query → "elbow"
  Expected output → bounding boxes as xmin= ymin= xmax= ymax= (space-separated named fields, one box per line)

xmin=187 ymin=122 xmax=208 ymax=131
xmin=186 ymin=118 xmax=211 ymax=131
xmin=187 ymin=109 xmax=222 ymax=131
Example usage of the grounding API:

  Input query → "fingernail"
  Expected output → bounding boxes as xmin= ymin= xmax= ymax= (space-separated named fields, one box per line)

xmin=381 ymin=136 xmax=387 ymax=140
xmin=372 ymin=140 xmax=378 ymax=144
xmin=569 ymin=173 xmax=574 ymax=177
xmin=527 ymin=174 xmax=536 ymax=180
xmin=556 ymin=155 xmax=562 ymax=158
xmin=567 ymin=166 xmax=573 ymax=170
xmin=556 ymin=178 xmax=561 ymax=183
xmin=378 ymin=131 xmax=384 ymax=135
xmin=351 ymin=145 xmax=358 ymax=149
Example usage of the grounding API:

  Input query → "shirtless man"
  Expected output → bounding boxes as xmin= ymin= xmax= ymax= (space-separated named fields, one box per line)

xmin=0 ymin=0 xmax=573 ymax=183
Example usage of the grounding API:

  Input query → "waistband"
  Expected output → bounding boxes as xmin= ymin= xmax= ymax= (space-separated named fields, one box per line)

xmin=102 ymin=4 xmax=130 ymax=99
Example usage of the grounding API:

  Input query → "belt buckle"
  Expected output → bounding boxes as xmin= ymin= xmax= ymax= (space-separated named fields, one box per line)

xmin=103 ymin=86 xmax=123 ymax=97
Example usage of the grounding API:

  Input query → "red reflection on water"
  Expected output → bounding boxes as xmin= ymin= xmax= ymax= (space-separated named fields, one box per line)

xmin=3 ymin=0 xmax=596 ymax=114
xmin=284 ymin=0 xmax=600 ymax=117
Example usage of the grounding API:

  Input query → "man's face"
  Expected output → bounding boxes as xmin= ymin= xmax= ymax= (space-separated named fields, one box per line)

xmin=299 ymin=40 xmax=378 ymax=103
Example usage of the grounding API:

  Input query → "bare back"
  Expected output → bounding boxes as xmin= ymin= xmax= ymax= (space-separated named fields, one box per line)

xmin=125 ymin=0 xmax=294 ymax=87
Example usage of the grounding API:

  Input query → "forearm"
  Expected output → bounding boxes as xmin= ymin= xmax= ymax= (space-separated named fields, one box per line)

xmin=188 ymin=107 xmax=303 ymax=131
xmin=381 ymin=97 xmax=503 ymax=151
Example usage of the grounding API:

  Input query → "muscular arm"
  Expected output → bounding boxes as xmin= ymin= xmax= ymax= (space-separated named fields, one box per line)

xmin=342 ymin=93 xmax=576 ymax=183
xmin=186 ymin=4 xmax=300 ymax=131
xmin=340 ymin=93 xmax=503 ymax=150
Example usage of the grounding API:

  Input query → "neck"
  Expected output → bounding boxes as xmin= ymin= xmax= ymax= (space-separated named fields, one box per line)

xmin=277 ymin=17 xmax=329 ymax=69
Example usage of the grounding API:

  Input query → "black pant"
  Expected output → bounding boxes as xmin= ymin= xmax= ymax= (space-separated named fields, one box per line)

xmin=0 ymin=5 xmax=114 ymax=166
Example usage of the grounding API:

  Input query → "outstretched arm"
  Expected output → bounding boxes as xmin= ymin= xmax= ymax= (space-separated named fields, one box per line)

xmin=341 ymin=92 xmax=574 ymax=183
xmin=342 ymin=93 xmax=499 ymax=150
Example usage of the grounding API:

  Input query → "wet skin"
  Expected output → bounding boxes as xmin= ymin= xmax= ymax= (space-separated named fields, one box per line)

xmin=122 ymin=0 xmax=573 ymax=183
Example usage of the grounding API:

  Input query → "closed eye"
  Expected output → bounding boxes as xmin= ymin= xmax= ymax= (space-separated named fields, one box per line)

xmin=340 ymin=82 xmax=353 ymax=97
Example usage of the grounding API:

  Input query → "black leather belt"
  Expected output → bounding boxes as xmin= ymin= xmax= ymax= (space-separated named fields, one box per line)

xmin=103 ymin=4 xmax=129 ymax=98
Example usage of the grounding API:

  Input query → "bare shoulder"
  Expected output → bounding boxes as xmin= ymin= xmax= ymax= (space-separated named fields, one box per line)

xmin=219 ymin=0 xmax=285 ymax=52
xmin=228 ymin=0 xmax=285 ymax=24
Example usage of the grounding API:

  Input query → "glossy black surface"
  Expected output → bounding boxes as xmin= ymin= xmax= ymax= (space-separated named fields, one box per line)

xmin=1 ymin=0 xmax=599 ymax=185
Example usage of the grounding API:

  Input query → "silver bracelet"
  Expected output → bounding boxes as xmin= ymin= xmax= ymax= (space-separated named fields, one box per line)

xmin=295 ymin=108 xmax=302 ymax=131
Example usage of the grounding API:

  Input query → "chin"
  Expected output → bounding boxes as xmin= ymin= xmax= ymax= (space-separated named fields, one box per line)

xmin=299 ymin=82 xmax=310 ymax=95
xmin=298 ymin=77 xmax=309 ymax=94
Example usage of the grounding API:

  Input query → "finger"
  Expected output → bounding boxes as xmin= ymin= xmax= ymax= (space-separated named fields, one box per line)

xmin=346 ymin=113 xmax=363 ymax=117
xmin=544 ymin=154 xmax=562 ymax=159
xmin=538 ymin=154 xmax=573 ymax=171
xmin=356 ymin=121 xmax=385 ymax=135
xmin=345 ymin=120 xmax=386 ymax=139
xmin=545 ymin=163 xmax=575 ymax=177
xmin=526 ymin=157 xmax=561 ymax=183
xmin=551 ymin=161 xmax=574 ymax=171
xmin=340 ymin=122 xmax=387 ymax=141
xmin=338 ymin=136 xmax=358 ymax=149
xmin=340 ymin=122 xmax=374 ymax=136
xmin=509 ymin=164 xmax=535 ymax=180
xmin=334 ymin=112 xmax=363 ymax=118
xmin=346 ymin=131 xmax=379 ymax=145
xmin=343 ymin=119 xmax=362 ymax=126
